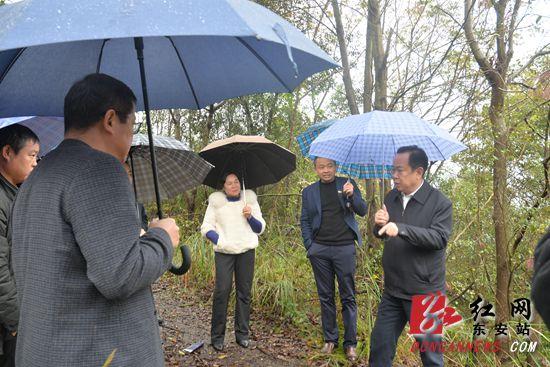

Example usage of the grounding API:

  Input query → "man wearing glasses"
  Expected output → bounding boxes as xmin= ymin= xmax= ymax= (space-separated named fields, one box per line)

xmin=10 ymin=74 xmax=179 ymax=367
xmin=369 ymin=145 xmax=453 ymax=367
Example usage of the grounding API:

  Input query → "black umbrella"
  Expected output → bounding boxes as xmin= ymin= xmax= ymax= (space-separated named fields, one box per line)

xmin=200 ymin=135 xmax=296 ymax=195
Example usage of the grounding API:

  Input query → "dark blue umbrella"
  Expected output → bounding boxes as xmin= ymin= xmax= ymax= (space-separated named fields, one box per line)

xmin=0 ymin=0 xmax=337 ymax=274
xmin=0 ymin=0 xmax=337 ymax=116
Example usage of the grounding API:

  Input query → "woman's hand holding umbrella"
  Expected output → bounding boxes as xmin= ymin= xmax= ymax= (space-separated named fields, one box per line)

xmin=242 ymin=205 xmax=252 ymax=219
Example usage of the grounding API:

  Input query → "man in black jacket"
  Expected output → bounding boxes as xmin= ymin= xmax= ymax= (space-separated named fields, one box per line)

xmin=369 ymin=146 xmax=452 ymax=367
xmin=0 ymin=124 xmax=39 ymax=367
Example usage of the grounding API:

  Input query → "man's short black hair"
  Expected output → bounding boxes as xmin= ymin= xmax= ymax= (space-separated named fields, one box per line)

xmin=64 ymin=73 xmax=137 ymax=133
xmin=0 ymin=124 xmax=39 ymax=154
xmin=396 ymin=145 xmax=428 ymax=176
xmin=313 ymin=156 xmax=336 ymax=166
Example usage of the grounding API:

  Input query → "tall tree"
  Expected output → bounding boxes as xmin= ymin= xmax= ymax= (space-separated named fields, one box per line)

xmin=463 ymin=0 xmax=549 ymax=350
xmin=331 ymin=0 xmax=360 ymax=115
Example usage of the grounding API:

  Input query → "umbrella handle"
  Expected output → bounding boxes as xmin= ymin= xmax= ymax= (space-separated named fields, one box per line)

xmin=169 ymin=245 xmax=192 ymax=275
xmin=242 ymin=177 xmax=246 ymax=205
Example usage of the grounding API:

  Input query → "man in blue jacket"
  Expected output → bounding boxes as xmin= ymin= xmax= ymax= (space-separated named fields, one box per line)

xmin=300 ymin=156 xmax=367 ymax=362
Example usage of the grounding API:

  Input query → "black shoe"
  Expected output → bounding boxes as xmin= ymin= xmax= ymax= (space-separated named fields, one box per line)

xmin=237 ymin=339 xmax=250 ymax=348
xmin=212 ymin=342 xmax=224 ymax=351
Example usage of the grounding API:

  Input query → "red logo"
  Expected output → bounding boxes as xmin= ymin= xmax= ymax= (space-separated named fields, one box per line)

xmin=410 ymin=292 xmax=463 ymax=335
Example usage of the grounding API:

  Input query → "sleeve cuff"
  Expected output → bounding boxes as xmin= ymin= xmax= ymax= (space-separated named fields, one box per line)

xmin=206 ymin=230 xmax=219 ymax=244
xmin=247 ymin=216 xmax=263 ymax=234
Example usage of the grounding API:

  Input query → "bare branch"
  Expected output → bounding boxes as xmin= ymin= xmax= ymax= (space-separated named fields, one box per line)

xmin=510 ymin=45 xmax=550 ymax=80
xmin=463 ymin=0 xmax=496 ymax=83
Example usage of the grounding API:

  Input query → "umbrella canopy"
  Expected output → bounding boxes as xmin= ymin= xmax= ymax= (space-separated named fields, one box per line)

xmin=296 ymin=119 xmax=391 ymax=179
xmin=0 ymin=0 xmax=336 ymax=275
xmin=309 ymin=111 xmax=467 ymax=166
xmin=0 ymin=0 xmax=338 ymax=117
xmin=0 ymin=116 xmax=63 ymax=157
xmin=200 ymin=135 xmax=295 ymax=190
xmin=130 ymin=134 xmax=213 ymax=204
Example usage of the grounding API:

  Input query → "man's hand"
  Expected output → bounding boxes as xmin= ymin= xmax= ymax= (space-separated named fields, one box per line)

xmin=243 ymin=205 xmax=252 ymax=219
xmin=378 ymin=222 xmax=398 ymax=237
xmin=375 ymin=204 xmax=389 ymax=226
xmin=140 ymin=228 xmax=146 ymax=236
xmin=149 ymin=218 xmax=180 ymax=248
xmin=343 ymin=180 xmax=354 ymax=197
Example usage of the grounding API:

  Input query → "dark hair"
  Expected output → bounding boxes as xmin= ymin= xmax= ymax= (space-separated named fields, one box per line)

xmin=396 ymin=145 xmax=428 ymax=176
xmin=313 ymin=156 xmax=336 ymax=166
xmin=220 ymin=172 xmax=240 ymax=186
xmin=64 ymin=73 xmax=137 ymax=133
xmin=0 ymin=124 xmax=39 ymax=154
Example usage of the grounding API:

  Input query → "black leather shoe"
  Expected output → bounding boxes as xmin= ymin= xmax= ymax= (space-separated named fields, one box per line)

xmin=212 ymin=342 xmax=224 ymax=351
xmin=321 ymin=342 xmax=336 ymax=354
xmin=237 ymin=339 xmax=250 ymax=348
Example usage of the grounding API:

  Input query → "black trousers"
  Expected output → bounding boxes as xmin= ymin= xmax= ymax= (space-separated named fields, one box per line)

xmin=308 ymin=242 xmax=357 ymax=348
xmin=211 ymin=249 xmax=255 ymax=345
xmin=0 ymin=333 xmax=16 ymax=367
xmin=369 ymin=292 xmax=444 ymax=367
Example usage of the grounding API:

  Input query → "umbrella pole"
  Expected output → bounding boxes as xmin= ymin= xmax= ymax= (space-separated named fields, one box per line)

xmin=134 ymin=37 xmax=191 ymax=276
xmin=134 ymin=37 xmax=163 ymax=219
xmin=242 ymin=155 xmax=247 ymax=204
xmin=129 ymin=150 xmax=138 ymax=203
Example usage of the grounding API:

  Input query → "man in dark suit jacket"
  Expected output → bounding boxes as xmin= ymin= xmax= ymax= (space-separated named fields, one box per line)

xmin=300 ymin=156 xmax=367 ymax=362
xmin=369 ymin=146 xmax=452 ymax=367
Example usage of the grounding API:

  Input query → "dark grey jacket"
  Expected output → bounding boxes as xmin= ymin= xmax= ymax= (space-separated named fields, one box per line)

xmin=11 ymin=139 xmax=173 ymax=367
xmin=374 ymin=181 xmax=452 ymax=300
xmin=0 ymin=173 xmax=17 ymax=354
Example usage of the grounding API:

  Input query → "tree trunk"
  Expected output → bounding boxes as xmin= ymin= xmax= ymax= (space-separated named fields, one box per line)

xmin=363 ymin=20 xmax=374 ymax=113
xmin=463 ymin=1 xmax=524 ymax=360
xmin=490 ymin=83 xmax=510 ymax=325
xmin=368 ymin=0 xmax=388 ymax=110
xmin=331 ymin=0 xmax=359 ymax=115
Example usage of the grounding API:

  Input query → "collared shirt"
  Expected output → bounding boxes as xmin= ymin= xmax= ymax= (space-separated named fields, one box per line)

xmin=401 ymin=180 xmax=424 ymax=211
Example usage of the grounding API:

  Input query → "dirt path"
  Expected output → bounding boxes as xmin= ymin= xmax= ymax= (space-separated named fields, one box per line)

xmin=154 ymin=277 xmax=309 ymax=367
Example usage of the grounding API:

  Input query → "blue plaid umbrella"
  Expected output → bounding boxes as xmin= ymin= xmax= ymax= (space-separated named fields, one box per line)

xmin=0 ymin=116 xmax=63 ymax=157
xmin=296 ymin=119 xmax=391 ymax=179
xmin=309 ymin=111 xmax=466 ymax=166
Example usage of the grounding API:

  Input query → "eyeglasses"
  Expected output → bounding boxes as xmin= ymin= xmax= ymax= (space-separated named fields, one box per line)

xmin=390 ymin=167 xmax=409 ymax=175
xmin=100 ymin=109 xmax=141 ymax=134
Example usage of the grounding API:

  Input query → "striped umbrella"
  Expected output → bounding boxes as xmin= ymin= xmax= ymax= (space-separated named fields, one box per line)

xmin=0 ymin=116 xmax=64 ymax=157
xmin=129 ymin=134 xmax=213 ymax=204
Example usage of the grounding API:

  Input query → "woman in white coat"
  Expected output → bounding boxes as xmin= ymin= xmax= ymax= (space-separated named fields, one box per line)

xmin=201 ymin=172 xmax=266 ymax=351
